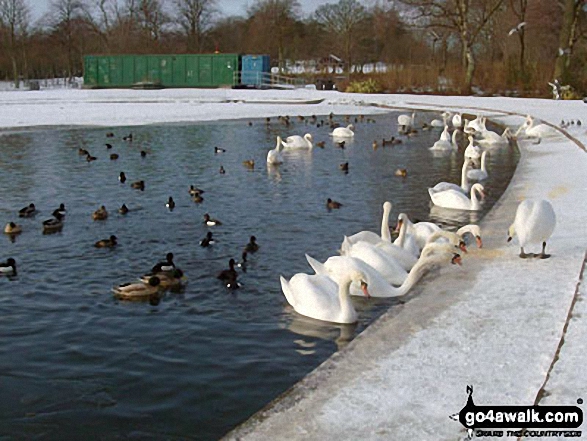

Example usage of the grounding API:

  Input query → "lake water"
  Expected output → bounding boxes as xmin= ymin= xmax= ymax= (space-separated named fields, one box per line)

xmin=0 ymin=112 xmax=518 ymax=439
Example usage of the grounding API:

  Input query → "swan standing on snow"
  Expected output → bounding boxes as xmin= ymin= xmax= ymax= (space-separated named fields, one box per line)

xmin=429 ymin=183 xmax=485 ymax=211
xmin=280 ymin=270 xmax=370 ymax=324
xmin=478 ymin=127 xmax=511 ymax=147
xmin=507 ymin=199 xmax=556 ymax=258
xmin=431 ymin=158 xmax=471 ymax=194
xmin=267 ymin=136 xmax=284 ymax=164
xmin=467 ymin=151 xmax=488 ymax=181
xmin=430 ymin=127 xmax=459 ymax=151
xmin=281 ymin=133 xmax=313 ymax=149
xmin=331 ymin=124 xmax=355 ymax=138
xmin=306 ymin=244 xmax=461 ymax=298
xmin=515 ymin=116 xmax=558 ymax=139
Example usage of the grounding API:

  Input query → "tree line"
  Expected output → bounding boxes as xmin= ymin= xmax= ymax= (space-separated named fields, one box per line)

xmin=0 ymin=0 xmax=585 ymax=95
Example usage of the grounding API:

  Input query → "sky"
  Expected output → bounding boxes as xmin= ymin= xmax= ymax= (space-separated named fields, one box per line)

xmin=29 ymin=0 xmax=339 ymax=22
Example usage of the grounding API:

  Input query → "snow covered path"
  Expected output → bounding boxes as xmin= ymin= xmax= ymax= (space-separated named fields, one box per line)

xmin=0 ymin=88 xmax=585 ymax=440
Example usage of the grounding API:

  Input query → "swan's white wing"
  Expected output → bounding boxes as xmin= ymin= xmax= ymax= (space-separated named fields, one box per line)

xmin=432 ymin=182 xmax=464 ymax=193
xmin=287 ymin=273 xmax=341 ymax=322
xmin=346 ymin=231 xmax=382 ymax=246
xmin=347 ymin=242 xmax=407 ymax=286
xmin=467 ymin=169 xmax=488 ymax=181
xmin=376 ymin=242 xmax=418 ymax=271
xmin=429 ymin=188 xmax=471 ymax=210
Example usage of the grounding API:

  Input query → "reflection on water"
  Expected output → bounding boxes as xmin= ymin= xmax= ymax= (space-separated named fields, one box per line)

xmin=0 ymin=113 xmax=518 ymax=440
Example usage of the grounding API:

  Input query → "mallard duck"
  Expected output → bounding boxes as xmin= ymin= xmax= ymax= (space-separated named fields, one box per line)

xmin=42 ymin=212 xmax=64 ymax=234
xmin=151 ymin=253 xmax=175 ymax=273
xmin=4 ymin=222 xmax=22 ymax=235
xmin=316 ymin=141 xmax=326 ymax=148
xmin=214 ymin=146 xmax=226 ymax=154
xmin=243 ymin=160 xmax=255 ymax=169
xmin=166 ymin=197 xmax=175 ymax=210
xmin=327 ymin=198 xmax=343 ymax=209
xmin=112 ymin=276 xmax=161 ymax=300
xmin=110 ymin=153 xmax=119 ymax=160
xmin=0 ymin=258 xmax=17 ymax=276
xmin=217 ymin=258 xmax=239 ymax=289
xmin=200 ymin=232 xmax=214 ymax=247
xmin=119 ymin=172 xmax=126 ymax=183
xmin=119 ymin=204 xmax=129 ymax=215
xmin=140 ymin=269 xmax=186 ymax=289
xmin=188 ymin=185 xmax=204 ymax=196
xmin=244 ymin=235 xmax=259 ymax=253
xmin=394 ymin=168 xmax=408 ymax=177
xmin=131 ymin=180 xmax=145 ymax=191
xmin=203 ymin=213 xmax=222 ymax=226
xmin=18 ymin=203 xmax=36 ymax=218
xmin=95 ymin=235 xmax=117 ymax=248
xmin=92 ymin=205 xmax=108 ymax=221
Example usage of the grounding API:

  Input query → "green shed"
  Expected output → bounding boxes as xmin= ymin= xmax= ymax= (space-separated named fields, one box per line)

xmin=83 ymin=54 xmax=240 ymax=88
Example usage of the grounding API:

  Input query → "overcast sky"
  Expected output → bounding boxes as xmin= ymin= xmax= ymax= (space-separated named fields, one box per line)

xmin=29 ymin=0 xmax=340 ymax=22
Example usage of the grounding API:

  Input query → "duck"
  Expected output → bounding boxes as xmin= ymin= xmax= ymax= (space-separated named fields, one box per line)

xmin=431 ymin=158 xmax=471 ymax=194
xmin=428 ymin=183 xmax=485 ymax=211
xmin=151 ymin=253 xmax=176 ymax=273
xmin=326 ymin=198 xmax=343 ymax=209
xmin=330 ymin=124 xmax=355 ymax=138
xmin=119 ymin=204 xmax=129 ymax=215
xmin=217 ymin=258 xmax=239 ymax=289
xmin=336 ymin=140 xmax=345 ymax=149
xmin=55 ymin=203 xmax=66 ymax=216
xmin=0 ymin=258 xmax=17 ymax=276
xmin=339 ymin=162 xmax=349 ymax=173
xmin=214 ymin=146 xmax=226 ymax=154
xmin=86 ymin=154 xmax=97 ymax=162
xmin=219 ymin=166 xmax=226 ymax=174
xmin=467 ymin=151 xmax=489 ymax=181
xmin=4 ymin=222 xmax=22 ymax=235
xmin=280 ymin=133 xmax=313 ymax=149
xmin=372 ymin=140 xmax=379 ymax=150
xmin=203 ymin=213 xmax=222 ymax=226
xmin=112 ymin=276 xmax=161 ymax=300
xmin=200 ymin=232 xmax=214 ymax=247
xmin=394 ymin=168 xmax=408 ymax=177
xmin=188 ymin=185 xmax=204 ymax=196
xmin=166 ymin=197 xmax=175 ymax=210
xmin=92 ymin=205 xmax=108 ymax=221
xmin=243 ymin=160 xmax=255 ymax=169
xmin=192 ymin=193 xmax=204 ymax=203
xmin=119 ymin=172 xmax=126 ymax=183
xmin=280 ymin=270 xmax=370 ymax=324
xmin=140 ymin=269 xmax=186 ymax=290
xmin=122 ymin=133 xmax=133 ymax=142
xmin=78 ymin=148 xmax=89 ymax=155
xmin=236 ymin=251 xmax=248 ymax=271
xmin=267 ymin=137 xmax=284 ymax=165
xmin=42 ymin=211 xmax=64 ymax=234
xmin=315 ymin=141 xmax=326 ymax=148
xmin=140 ymin=150 xmax=147 ymax=157
xmin=18 ymin=203 xmax=36 ymax=218
xmin=244 ymin=235 xmax=259 ymax=253
xmin=131 ymin=180 xmax=145 ymax=191
xmin=106 ymin=132 xmax=114 ymax=138
xmin=94 ymin=235 xmax=117 ymax=248
xmin=105 ymin=143 xmax=113 ymax=149
xmin=110 ymin=153 xmax=119 ymax=160
xmin=507 ymin=199 xmax=556 ymax=258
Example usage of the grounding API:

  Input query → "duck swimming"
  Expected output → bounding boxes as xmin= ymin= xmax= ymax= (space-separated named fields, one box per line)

xmin=166 ymin=197 xmax=175 ymax=211
xmin=244 ymin=235 xmax=259 ymax=253
xmin=189 ymin=185 xmax=204 ymax=196
xmin=326 ymin=198 xmax=343 ymax=209
xmin=217 ymin=258 xmax=239 ymax=289
xmin=200 ymin=232 xmax=214 ymax=247
xmin=140 ymin=269 xmax=186 ymax=290
xmin=92 ymin=205 xmax=108 ymax=221
xmin=119 ymin=204 xmax=129 ymax=215
xmin=0 ymin=258 xmax=17 ymax=276
xmin=19 ymin=203 xmax=36 ymax=218
xmin=94 ymin=235 xmax=117 ymax=248
xmin=203 ymin=213 xmax=222 ymax=226
xmin=131 ymin=180 xmax=145 ymax=191
xmin=119 ymin=172 xmax=126 ymax=183
xmin=112 ymin=276 xmax=161 ymax=300
xmin=42 ymin=211 xmax=64 ymax=234
xmin=151 ymin=252 xmax=175 ymax=273
xmin=55 ymin=203 xmax=66 ymax=216
xmin=4 ymin=222 xmax=22 ymax=235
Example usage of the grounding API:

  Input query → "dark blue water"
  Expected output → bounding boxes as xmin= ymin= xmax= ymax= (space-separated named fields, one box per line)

xmin=0 ymin=112 xmax=518 ymax=439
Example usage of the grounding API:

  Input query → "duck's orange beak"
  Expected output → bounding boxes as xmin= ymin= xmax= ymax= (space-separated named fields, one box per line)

xmin=361 ymin=281 xmax=371 ymax=298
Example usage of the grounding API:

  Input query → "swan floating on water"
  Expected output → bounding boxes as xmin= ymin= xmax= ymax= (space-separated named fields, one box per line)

xmin=429 ymin=183 xmax=485 ymax=211
xmin=430 ymin=127 xmax=459 ymax=151
xmin=267 ymin=137 xmax=284 ymax=164
xmin=281 ymin=133 xmax=313 ymax=149
xmin=507 ymin=199 xmax=556 ymax=258
xmin=330 ymin=124 xmax=355 ymax=138
xmin=467 ymin=151 xmax=488 ymax=181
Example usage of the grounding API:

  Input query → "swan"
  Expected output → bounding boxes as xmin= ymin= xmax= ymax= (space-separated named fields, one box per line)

xmin=507 ymin=199 xmax=556 ymax=258
xmin=267 ymin=136 xmax=284 ymax=164
xmin=398 ymin=112 xmax=415 ymax=129
xmin=452 ymin=113 xmax=463 ymax=129
xmin=456 ymin=224 xmax=483 ymax=248
xmin=465 ymin=115 xmax=486 ymax=134
xmin=430 ymin=112 xmax=450 ymax=128
xmin=464 ymin=136 xmax=482 ymax=162
xmin=515 ymin=116 xmax=559 ymax=139
xmin=330 ymin=124 xmax=355 ymax=138
xmin=306 ymin=245 xmax=461 ymax=298
xmin=345 ymin=201 xmax=393 ymax=247
xmin=281 ymin=133 xmax=313 ymax=149
xmin=467 ymin=151 xmax=488 ymax=181
xmin=396 ymin=214 xmax=483 ymax=250
xmin=477 ymin=127 xmax=511 ymax=147
xmin=280 ymin=270 xmax=369 ymax=324
xmin=431 ymin=158 xmax=471 ymax=194
xmin=429 ymin=183 xmax=485 ymax=211
xmin=429 ymin=126 xmax=458 ymax=151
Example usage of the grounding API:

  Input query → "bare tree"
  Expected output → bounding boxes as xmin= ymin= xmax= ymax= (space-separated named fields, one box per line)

xmin=0 ymin=0 xmax=30 ymax=87
xmin=173 ymin=0 xmax=216 ymax=52
xmin=553 ymin=0 xmax=584 ymax=83
xmin=315 ymin=0 xmax=366 ymax=78
xmin=137 ymin=0 xmax=167 ymax=42
xmin=49 ymin=0 xmax=87 ymax=78
xmin=508 ymin=0 xmax=527 ymax=76
xmin=398 ymin=0 xmax=506 ymax=92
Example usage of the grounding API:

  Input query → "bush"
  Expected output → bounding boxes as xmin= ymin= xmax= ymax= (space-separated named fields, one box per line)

xmin=345 ymin=79 xmax=382 ymax=93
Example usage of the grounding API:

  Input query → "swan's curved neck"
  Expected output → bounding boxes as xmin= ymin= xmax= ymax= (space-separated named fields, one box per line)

xmin=471 ymin=186 xmax=482 ymax=209
xmin=396 ymin=254 xmax=447 ymax=296
xmin=396 ymin=217 xmax=409 ymax=247
xmin=381 ymin=206 xmax=392 ymax=242
xmin=338 ymin=277 xmax=356 ymax=321
xmin=452 ymin=129 xmax=459 ymax=147
xmin=460 ymin=160 xmax=470 ymax=191
xmin=425 ymin=230 xmax=457 ymax=248
xmin=480 ymin=152 xmax=487 ymax=172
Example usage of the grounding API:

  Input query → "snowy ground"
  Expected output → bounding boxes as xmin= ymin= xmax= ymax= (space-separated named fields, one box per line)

xmin=0 ymin=88 xmax=585 ymax=440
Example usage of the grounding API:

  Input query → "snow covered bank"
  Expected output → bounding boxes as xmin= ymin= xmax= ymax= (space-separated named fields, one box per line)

xmin=0 ymin=88 xmax=585 ymax=439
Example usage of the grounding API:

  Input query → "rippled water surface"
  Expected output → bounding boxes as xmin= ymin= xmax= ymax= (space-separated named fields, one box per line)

xmin=0 ymin=112 xmax=518 ymax=439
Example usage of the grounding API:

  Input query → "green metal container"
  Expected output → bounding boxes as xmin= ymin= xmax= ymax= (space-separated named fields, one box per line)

xmin=83 ymin=54 xmax=240 ymax=88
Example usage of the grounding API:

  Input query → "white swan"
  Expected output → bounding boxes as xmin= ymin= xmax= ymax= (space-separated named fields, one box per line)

xmin=515 ymin=116 xmax=558 ymax=139
xmin=457 ymin=224 xmax=483 ymax=248
xmin=467 ymin=151 xmax=488 ymax=181
xmin=398 ymin=112 xmax=415 ymax=129
xmin=306 ymin=244 xmax=461 ymax=298
xmin=267 ymin=136 xmax=284 ymax=164
xmin=452 ymin=113 xmax=463 ymax=129
xmin=464 ymin=136 xmax=482 ymax=162
xmin=465 ymin=115 xmax=486 ymax=134
xmin=345 ymin=201 xmax=393 ymax=246
xmin=431 ymin=158 xmax=471 ymax=194
xmin=429 ymin=183 xmax=485 ymax=211
xmin=430 ymin=112 xmax=450 ymax=128
xmin=280 ymin=270 xmax=369 ymax=324
xmin=478 ymin=127 xmax=511 ymax=147
xmin=330 ymin=124 xmax=355 ymax=138
xmin=430 ymin=126 xmax=459 ymax=151
xmin=281 ymin=133 xmax=313 ymax=149
xmin=507 ymin=199 xmax=556 ymax=258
